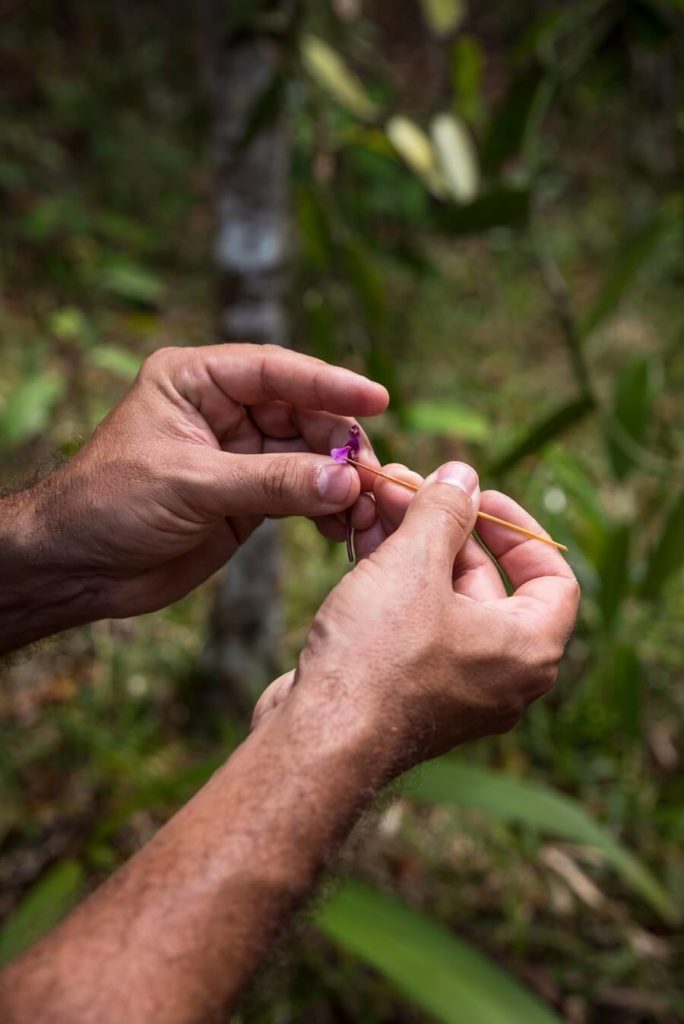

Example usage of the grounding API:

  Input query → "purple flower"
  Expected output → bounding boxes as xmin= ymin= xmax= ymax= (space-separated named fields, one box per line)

xmin=330 ymin=425 xmax=360 ymax=464
xmin=329 ymin=426 xmax=361 ymax=563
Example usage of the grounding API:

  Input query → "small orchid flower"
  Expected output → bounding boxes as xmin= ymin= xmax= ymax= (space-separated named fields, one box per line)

xmin=330 ymin=424 xmax=360 ymax=465
xmin=330 ymin=425 xmax=361 ymax=563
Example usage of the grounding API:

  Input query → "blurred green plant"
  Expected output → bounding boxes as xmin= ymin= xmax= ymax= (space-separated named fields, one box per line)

xmin=1 ymin=0 xmax=683 ymax=1019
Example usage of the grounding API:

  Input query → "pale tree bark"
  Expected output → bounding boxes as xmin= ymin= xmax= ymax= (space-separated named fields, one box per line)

xmin=199 ymin=2 xmax=297 ymax=717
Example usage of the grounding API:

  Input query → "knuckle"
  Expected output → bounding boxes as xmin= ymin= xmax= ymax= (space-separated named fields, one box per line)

xmin=140 ymin=346 xmax=178 ymax=379
xmin=431 ymin=491 xmax=473 ymax=534
xmin=262 ymin=454 xmax=294 ymax=504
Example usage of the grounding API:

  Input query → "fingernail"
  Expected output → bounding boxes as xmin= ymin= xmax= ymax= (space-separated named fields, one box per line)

xmin=435 ymin=461 xmax=479 ymax=497
xmin=317 ymin=464 xmax=354 ymax=504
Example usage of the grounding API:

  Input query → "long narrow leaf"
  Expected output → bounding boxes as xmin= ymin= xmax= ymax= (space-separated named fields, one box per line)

xmin=317 ymin=879 xmax=561 ymax=1024
xmin=580 ymin=218 xmax=674 ymax=341
xmin=641 ymin=490 xmax=684 ymax=601
xmin=0 ymin=860 xmax=84 ymax=967
xmin=301 ymin=35 xmax=377 ymax=121
xmin=489 ymin=396 xmax=593 ymax=475
xmin=410 ymin=760 xmax=675 ymax=922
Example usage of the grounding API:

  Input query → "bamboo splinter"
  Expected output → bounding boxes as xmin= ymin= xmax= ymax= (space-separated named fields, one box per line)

xmin=347 ymin=458 xmax=568 ymax=553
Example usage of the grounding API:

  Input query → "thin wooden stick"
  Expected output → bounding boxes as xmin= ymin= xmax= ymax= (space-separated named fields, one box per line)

xmin=347 ymin=458 xmax=568 ymax=553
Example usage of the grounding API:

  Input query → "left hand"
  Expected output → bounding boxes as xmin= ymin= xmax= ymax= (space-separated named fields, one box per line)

xmin=24 ymin=344 xmax=388 ymax=619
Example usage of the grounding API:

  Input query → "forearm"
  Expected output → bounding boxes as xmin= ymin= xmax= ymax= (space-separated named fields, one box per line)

xmin=0 ymin=676 xmax=390 ymax=1024
xmin=0 ymin=482 xmax=97 ymax=655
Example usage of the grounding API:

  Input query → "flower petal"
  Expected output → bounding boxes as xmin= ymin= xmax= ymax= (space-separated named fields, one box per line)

xmin=330 ymin=444 xmax=352 ymax=464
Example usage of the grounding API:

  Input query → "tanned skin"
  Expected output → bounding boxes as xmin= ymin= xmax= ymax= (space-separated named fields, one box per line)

xmin=0 ymin=346 xmax=580 ymax=1023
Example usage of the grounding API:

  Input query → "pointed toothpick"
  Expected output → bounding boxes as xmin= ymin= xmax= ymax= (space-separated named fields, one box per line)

xmin=348 ymin=458 xmax=568 ymax=553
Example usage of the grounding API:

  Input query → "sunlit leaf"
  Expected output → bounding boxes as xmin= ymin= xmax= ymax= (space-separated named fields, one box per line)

xmin=301 ymin=35 xmax=377 ymax=121
xmin=641 ymin=490 xmax=684 ymax=601
xmin=49 ymin=306 xmax=88 ymax=342
xmin=317 ymin=879 xmax=562 ymax=1024
xmin=406 ymin=399 xmax=490 ymax=441
xmin=89 ymin=345 xmax=143 ymax=379
xmin=386 ymin=115 xmax=445 ymax=197
xmin=0 ymin=374 xmax=65 ymax=450
xmin=0 ymin=861 xmax=84 ymax=967
xmin=431 ymin=113 xmax=479 ymax=203
xmin=99 ymin=262 xmax=164 ymax=308
xmin=420 ymin=0 xmax=466 ymax=37
xmin=411 ymin=759 xmax=676 ymax=922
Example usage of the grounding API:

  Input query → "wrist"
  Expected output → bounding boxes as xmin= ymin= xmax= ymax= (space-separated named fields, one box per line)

xmin=285 ymin=661 xmax=404 ymax=787
xmin=0 ymin=481 xmax=99 ymax=654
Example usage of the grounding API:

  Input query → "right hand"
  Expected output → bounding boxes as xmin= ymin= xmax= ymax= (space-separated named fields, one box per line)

xmin=256 ymin=461 xmax=580 ymax=778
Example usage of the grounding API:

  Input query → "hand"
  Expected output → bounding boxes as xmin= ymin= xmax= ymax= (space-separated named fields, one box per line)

xmin=254 ymin=461 xmax=580 ymax=776
xmin=23 ymin=344 xmax=387 ymax=620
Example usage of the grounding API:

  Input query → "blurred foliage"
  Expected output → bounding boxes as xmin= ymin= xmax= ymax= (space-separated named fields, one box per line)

xmin=1 ymin=1 xmax=684 ymax=1021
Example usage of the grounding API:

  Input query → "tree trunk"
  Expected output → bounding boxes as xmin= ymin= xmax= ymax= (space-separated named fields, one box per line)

xmin=199 ymin=3 xmax=294 ymax=718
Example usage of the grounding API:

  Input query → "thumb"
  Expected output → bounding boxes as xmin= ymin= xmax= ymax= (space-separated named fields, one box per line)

xmin=395 ymin=461 xmax=480 ymax=570
xmin=201 ymin=450 xmax=361 ymax=517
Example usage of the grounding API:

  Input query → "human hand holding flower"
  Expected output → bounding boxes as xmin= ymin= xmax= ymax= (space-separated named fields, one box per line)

xmin=254 ymin=460 xmax=580 ymax=775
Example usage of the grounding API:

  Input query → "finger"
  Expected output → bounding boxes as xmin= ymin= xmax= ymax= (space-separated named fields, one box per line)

xmin=251 ymin=669 xmax=296 ymax=730
xmin=374 ymin=464 xmax=423 ymax=535
xmin=108 ymin=519 xmax=240 ymax=616
xmin=161 ymin=344 xmax=389 ymax=419
xmin=314 ymin=493 xmax=377 ymax=541
xmin=453 ymin=535 xmax=507 ymax=601
xmin=478 ymin=490 xmax=580 ymax=640
xmin=201 ymin=449 xmax=362 ymax=518
xmin=353 ymin=518 xmax=389 ymax=560
xmin=349 ymin=464 xmax=422 ymax=559
xmin=392 ymin=462 xmax=480 ymax=573
xmin=261 ymin=410 xmax=382 ymax=494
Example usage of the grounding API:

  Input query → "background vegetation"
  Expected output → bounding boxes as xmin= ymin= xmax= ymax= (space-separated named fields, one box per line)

xmin=1 ymin=1 xmax=683 ymax=1020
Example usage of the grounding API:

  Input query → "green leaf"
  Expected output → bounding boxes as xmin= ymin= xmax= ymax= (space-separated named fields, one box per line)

xmin=488 ymin=395 xmax=593 ymax=475
xmin=406 ymin=400 xmax=490 ymax=442
xmin=545 ymin=449 xmax=606 ymax=532
xmin=596 ymin=522 xmax=632 ymax=631
xmin=580 ymin=218 xmax=675 ymax=340
xmin=420 ymin=0 xmax=466 ymax=37
xmin=49 ymin=306 xmax=89 ymax=342
xmin=89 ymin=345 xmax=143 ymax=379
xmin=0 ymin=374 xmax=65 ymax=450
xmin=432 ymin=187 xmax=530 ymax=235
xmin=598 ymin=643 xmax=644 ymax=738
xmin=301 ymin=35 xmax=377 ymax=121
xmin=317 ymin=879 xmax=561 ymax=1024
xmin=0 ymin=860 xmax=85 ymax=967
xmin=431 ymin=113 xmax=479 ymax=203
xmin=641 ymin=490 xmax=684 ymax=600
xmin=451 ymin=36 xmax=485 ymax=127
xmin=606 ymin=357 xmax=657 ymax=481
xmin=411 ymin=759 xmax=676 ymax=922
xmin=481 ymin=72 xmax=542 ymax=174
xmin=98 ymin=262 xmax=164 ymax=308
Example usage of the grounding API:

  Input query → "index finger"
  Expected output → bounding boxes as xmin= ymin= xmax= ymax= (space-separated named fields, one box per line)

xmin=171 ymin=343 xmax=389 ymax=417
xmin=477 ymin=490 xmax=580 ymax=641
